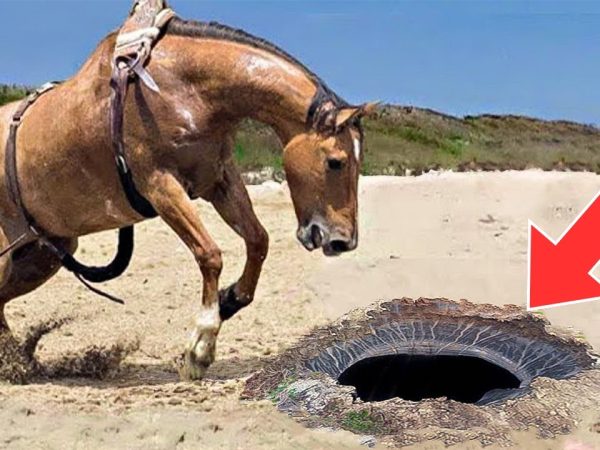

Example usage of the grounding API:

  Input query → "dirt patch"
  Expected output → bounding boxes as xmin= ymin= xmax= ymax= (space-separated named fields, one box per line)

xmin=0 ymin=318 xmax=138 ymax=383
xmin=0 ymin=330 xmax=30 ymax=384
xmin=41 ymin=339 xmax=139 ymax=380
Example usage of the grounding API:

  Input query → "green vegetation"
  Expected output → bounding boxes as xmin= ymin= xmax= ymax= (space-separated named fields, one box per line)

xmin=0 ymin=84 xmax=29 ymax=106
xmin=574 ymin=331 xmax=587 ymax=342
xmin=234 ymin=121 xmax=284 ymax=171
xmin=267 ymin=375 xmax=297 ymax=403
xmin=341 ymin=410 xmax=379 ymax=434
xmin=4 ymin=83 xmax=600 ymax=176
xmin=236 ymin=105 xmax=600 ymax=176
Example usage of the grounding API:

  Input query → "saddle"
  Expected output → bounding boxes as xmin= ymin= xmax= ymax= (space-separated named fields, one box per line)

xmin=2 ymin=1 xmax=176 ymax=303
xmin=110 ymin=0 xmax=175 ymax=219
xmin=116 ymin=0 xmax=175 ymax=68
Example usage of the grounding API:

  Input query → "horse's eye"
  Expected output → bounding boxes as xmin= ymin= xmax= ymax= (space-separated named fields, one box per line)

xmin=327 ymin=157 xmax=345 ymax=171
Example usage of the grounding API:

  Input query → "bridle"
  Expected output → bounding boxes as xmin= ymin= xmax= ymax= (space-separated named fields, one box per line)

xmin=1 ymin=1 xmax=175 ymax=303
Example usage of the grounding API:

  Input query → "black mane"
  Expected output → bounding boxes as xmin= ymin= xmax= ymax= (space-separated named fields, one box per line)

xmin=166 ymin=17 xmax=348 ymax=125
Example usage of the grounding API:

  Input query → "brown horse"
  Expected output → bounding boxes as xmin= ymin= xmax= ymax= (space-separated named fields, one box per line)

xmin=0 ymin=17 xmax=375 ymax=380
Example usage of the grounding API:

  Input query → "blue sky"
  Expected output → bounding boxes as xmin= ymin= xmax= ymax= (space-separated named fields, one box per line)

xmin=1 ymin=1 xmax=599 ymax=123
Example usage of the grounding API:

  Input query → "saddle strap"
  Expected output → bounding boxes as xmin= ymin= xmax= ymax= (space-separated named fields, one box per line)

xmin=6 ymin=83 xmax=58 ymax=218
xmin=109 ymin=67 xmax=158 ymax=219
xmin=3 ymin=83 xmax=134 ymax=304
xmin=108 ymin=0 xmax=175 ymax=219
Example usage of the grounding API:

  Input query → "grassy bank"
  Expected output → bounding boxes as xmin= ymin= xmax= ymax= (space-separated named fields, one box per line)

xmin=0 ymin=85 xmax=29 ymax=106
xmin=237 ymin=106 xmax=600 ymax=176
xmin=3 ymin=84 xmax=600 ymax=176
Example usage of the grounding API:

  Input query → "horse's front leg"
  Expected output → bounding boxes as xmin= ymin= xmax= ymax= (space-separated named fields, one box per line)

xmin=144 ymin=171 xmax=223 ymax=380
xmin=212 ymin=162 xmax=269 ymax=321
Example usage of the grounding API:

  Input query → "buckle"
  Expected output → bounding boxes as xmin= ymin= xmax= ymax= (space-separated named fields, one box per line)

xmin=37 ymin=82 xmax=56 ymax=95
xmin=28 ymin=224 xmax=42 ymax=238
xmin=115 ymin=155 xmax=129 ymax=174
xmin=115 ymin=51 xmax=142 ymax=75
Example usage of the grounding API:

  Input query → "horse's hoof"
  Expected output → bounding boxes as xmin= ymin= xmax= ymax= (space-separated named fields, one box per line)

xmin=178 ymin=349 xmax=212 ymax=381
xmin=178 ymin=328 xmax=217 ymax=381
xmin=178 ymin=359 xmax=209 ymax=381
xmin=218 ymin=283 xmax=246 ymax=321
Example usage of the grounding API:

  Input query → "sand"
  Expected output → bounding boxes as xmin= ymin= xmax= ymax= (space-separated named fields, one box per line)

xmin=0 ymin=171 xmax=599 ymax=449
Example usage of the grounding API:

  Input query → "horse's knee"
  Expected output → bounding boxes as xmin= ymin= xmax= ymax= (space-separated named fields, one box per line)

xmin=248 ymin=227 xmax=269 ymax=261
xmin=198 ymin=246 xmax=223 ymax=278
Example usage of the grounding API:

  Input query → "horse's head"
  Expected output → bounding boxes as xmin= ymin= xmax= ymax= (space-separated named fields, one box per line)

xmin=283 ymin=102 xmax=377 ymax=256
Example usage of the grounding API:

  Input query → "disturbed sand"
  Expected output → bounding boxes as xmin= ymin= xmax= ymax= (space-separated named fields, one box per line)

xmin=1 ymin=171 xmax=599 ymax=449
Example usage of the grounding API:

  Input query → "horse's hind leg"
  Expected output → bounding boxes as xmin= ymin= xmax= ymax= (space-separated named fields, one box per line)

xmin=0 ymin=228 xmax=22 ymax=382
xmin=0 ymin=230 xmax=12 ymax=334
xmin=0 ymin=237 xmax=77 ymax=307
xmin=0 ymin=236 xmax=77 ymax=383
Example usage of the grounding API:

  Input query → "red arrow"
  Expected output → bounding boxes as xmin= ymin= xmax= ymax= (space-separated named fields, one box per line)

xmin=528 ymin=190 xmax=600 ymax=310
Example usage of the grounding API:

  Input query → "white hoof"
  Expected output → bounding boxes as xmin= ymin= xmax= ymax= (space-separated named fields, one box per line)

xmin=179 ymin=307 xmax=221 ymax=381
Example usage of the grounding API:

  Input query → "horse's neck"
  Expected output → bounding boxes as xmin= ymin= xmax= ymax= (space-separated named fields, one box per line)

xmin=160 ymin=35 xmax=318 ymax=144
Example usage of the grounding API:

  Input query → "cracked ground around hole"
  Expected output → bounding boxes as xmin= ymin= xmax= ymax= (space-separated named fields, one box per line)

xmin=244 ymin=298 xmax=600 ymax=447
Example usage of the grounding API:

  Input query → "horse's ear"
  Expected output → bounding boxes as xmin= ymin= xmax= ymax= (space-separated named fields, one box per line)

xmin=359 ymin=101 xmax=380 ymax=117
xmin=335 ymin=102 xmax=381 ymax=129
xmin=335 ymin=107 xmax=361 ymax=129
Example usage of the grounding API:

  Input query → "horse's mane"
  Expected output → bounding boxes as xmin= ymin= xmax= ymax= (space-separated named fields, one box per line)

xmin=165 ymin=17 xmax=348 ymax=112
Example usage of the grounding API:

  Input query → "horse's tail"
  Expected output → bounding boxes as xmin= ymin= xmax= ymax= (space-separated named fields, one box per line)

xmin=60 ymin=226 xmax=134 ymax=283
xmin=48 ymin=226 xmax=135 ymax=305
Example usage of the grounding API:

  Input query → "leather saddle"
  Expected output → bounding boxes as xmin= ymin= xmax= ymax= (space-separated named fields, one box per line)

xmin=115 ymin=0 xmax=175 ymax=69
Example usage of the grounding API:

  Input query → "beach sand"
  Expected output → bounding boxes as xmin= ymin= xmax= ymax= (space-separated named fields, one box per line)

xmin=1 ymin=171 xmax=598 ymax=449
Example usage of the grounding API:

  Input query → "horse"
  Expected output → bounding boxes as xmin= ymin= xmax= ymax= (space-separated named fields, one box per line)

xmin=0 ymin=16 xmax=375 ymax=380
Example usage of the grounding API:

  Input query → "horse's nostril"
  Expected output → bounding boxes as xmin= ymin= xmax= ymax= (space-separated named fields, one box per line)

xmin=330 ymin=240 xmax=349 ymax=253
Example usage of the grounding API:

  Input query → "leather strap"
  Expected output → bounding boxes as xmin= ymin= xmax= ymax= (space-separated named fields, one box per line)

xmin=6 ymin=83 xmax=63 ymax=238
xmin=108 ymin=0 xmax=175 ymax=219
xmin=3 ymin=84 xmax=133 ymax=304
xmin=109 ymin=66 xmax=158 ymax=218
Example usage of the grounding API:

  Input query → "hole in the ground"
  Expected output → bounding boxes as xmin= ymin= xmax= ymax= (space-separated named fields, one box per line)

xmin=245 ymin=299 xmax=599 ymax=446
xmin=338 ymin=354 xmax=521 ymax=404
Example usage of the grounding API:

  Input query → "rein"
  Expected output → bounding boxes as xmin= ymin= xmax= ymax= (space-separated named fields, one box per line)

xmin=0 ymin=1 xmax=176 ymax=304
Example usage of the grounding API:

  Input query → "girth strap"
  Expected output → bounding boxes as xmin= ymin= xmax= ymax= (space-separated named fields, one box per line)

xmin=109 ymin=66 xmax=158 ymax=219
xmin=3 ymin=83 xmax=134 ymax=304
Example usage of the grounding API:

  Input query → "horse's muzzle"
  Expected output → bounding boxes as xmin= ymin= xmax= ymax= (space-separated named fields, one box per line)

xmin=297 ymin=223 xmax=357 ymax=256
xmin=323 ymin=239 xmax=357 ymax=256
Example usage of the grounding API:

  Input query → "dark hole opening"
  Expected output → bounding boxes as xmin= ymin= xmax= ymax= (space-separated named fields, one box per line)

xmin=338 ymin=354 xmax=521 ymax=404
